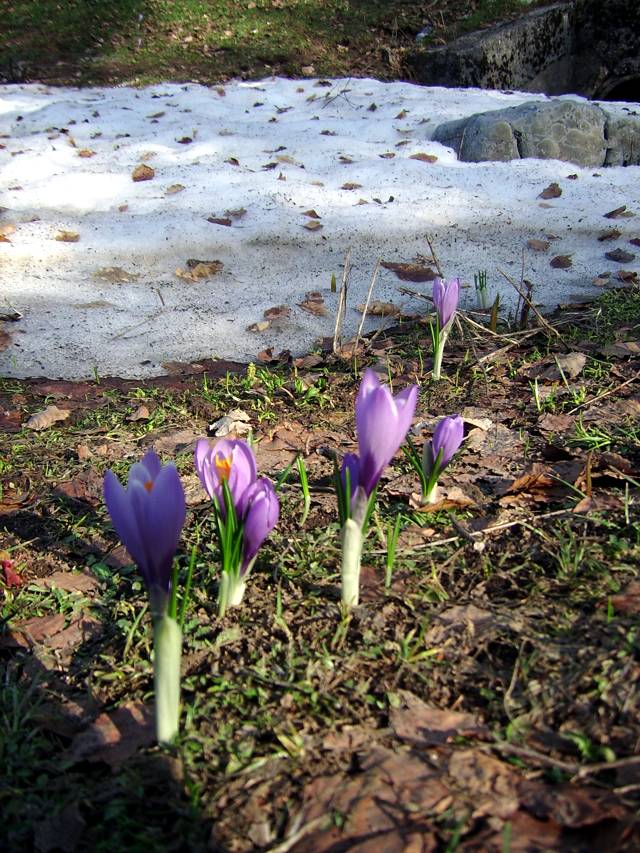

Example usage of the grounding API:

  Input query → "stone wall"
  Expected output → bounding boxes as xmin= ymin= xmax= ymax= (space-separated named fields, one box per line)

xmin=407 ymin=0 xmax=640 ymax=101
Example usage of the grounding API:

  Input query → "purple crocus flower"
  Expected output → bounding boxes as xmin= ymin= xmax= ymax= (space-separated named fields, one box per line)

xmin=432 ymin=277 xmax=460 ymax=329
xmin=355 ymin=369 xmax=418 ymax=497
xmin=424 ymin=414 xmax=464 ymax=474
xmin=104 ymin=450 xmax=186 ymax=610
xmin=240 ymin=478 xmax=280 ymax=571
xmin=194 ymin=438 xmax=257 ymax=516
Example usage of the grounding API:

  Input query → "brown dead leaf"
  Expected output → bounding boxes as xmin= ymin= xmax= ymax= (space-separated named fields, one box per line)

xmin=302 ymin=209 xmax=321 ymax=219
xmin=45 ymin=615 xmax=102 ymax=651
xmin=131 ymin=163 xmax=155 ymax=182
xmin=263 ymin=305 xmax=291 ymax=319
xmin=56 ymin=468 xmax=104 ymax=506
xmin=67 ymin=701 xmax=154 ymax=768
xmin=551 ymin=254 xmax=572 ymax=269
xmin=609 ymin=580 xmax=640 ymax=615
xmin=537 ymin=413 xmax=575 ymax=434
xmin=165 ymin=183 xmax=185 ymax=195
xmin=33 ymin=570 xmax=99 ymax=595
xmin=127 ymin=404 xmax=150 ymax=422
xmin=527 ymin=238 xmax=550 ymax=252
xmin=225 ymin=206 xmax=247 ymax=219
xmin=410 ymin=486 xmax=477 ymax=512
xmin=340 ymin=182 xmax=362 ymax=190
xmin=299 ymin=292 xmax=328 ymax=316
xmin=598 ymin=228 xmax=621 ymax=241
xmin=539 ymin=182 xmax=562 ymax=199
xmin=448 ymin=749 xmax=520 ymax=819
xmin=288 ymin=747 xmax=447 ymax=853
xmin=379 ymin=151 xmax=395 ymax=159
xmin=225 ymin=157 xmax=240 ymax=166
xmin=357 ymin=300 xmax=400 ymax=317
xmin=302 ymin=219 xmax=322 ymax=231
xmin=248 ymin=319 xmax=270 ymax=332
xmin=175 ymin=260 xmax=223 ymax=281
xmin=604 ymin=205 xmax=634 ymax=219
xmin=54 ymin=230 xmax=79 ymax=242
xmin=338 ymin=154 xmax=353 ymax=163
xmin=391 ymin=690 xmax=489 ymax=746
xmin=539 ymin=352 xmax=587 ymax=380
xmin=206 ymin=216 xmax=232 ymax=227
xmin=605 ymin=247 xmax=635 ymax=263
xmin=601 ymin=340 xmax=640 ymax=357
xmin=209 ymin=409 xmax=251 ymax=437
xmin=616 ymin=269 xmax=638 ymax=283
xmin=0 ymin=612 xmax=66 ymax=649
xmin=24 ymin=405 xmax=71 ymax=431
xmin=630 ymin=237 xmax=640 ymax=247
xmin=0 ymin=223 xmax=16 ymax=239
xmin=77 ymin=148 xmax=95 ymax=158
xmin=93 ymin=266 xmax=140 ymax=283
xmin=409 ymin=152 xmax=438 ymax=163
xmin=381 ymin=260 xmax=437 ymax=282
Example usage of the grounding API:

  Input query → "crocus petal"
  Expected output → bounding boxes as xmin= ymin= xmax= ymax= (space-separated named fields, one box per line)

xmin=194 ymin=437 xmax=257 ymax=513
xmin=355 ymin=370 xmax=418 ymax=496
xmin=340 ymin=453 xmax=360 ymax=498
xmin=431 ymin=414 xmax=464 ymax=470
xmin=104 ymin=454 xmax=186 ymax=608
xmin=104 ymin=469 xmax=147 ymax=571
xmin=145 ymin=463 xmax=186 ymax=592
xmin=432 ymin=277 xmax=460 ymax=328
xmin=241 ymin=479 xmax=279 ymax=572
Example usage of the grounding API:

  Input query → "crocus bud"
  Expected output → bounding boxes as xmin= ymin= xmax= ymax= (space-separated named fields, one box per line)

xmin=355 ymin=369 xmax=418 ymax=497
xmin=432 ymin=277 xmax=460 ymax=329
xmin=104 ymin=450 xmax=185 ymax=615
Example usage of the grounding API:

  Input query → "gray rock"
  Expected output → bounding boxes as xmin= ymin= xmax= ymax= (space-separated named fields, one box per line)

xmin=432 ymin=99 xmax=640 ymax=167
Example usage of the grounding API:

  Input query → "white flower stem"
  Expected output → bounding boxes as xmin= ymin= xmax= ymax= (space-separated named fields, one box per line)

xmin=341 ymin=518 xmax=363 ymax=608
xmin=154 ymin=614 xmax=182 ymax=746
xmin=423 ymin=483 xmax=440 ymax=505
xmin=432 ymin=326 xmax=450 ymax=381
xmin=217 ymin=570 xmax=248 ymax=618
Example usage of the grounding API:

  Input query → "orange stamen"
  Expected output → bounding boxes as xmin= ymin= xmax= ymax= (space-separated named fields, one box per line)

xmin=215 ymin=453 xmax=232 ymax=481
xmin=144 ymin=480 xmax=154 ymax=492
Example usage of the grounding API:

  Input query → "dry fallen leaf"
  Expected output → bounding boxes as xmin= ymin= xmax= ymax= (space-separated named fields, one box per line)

xmin=165 ymin=183 xmax=185 ymax=195
xmin=340 ymin=182 xmax=362 ymax=190
xmin=206 ymin=216 xmax=232 ymax=227
xmin=127 ymin=404 xmax=149 ymax=422
xmin=247 ymin=319 xmax=270 ymax=332
xmin=263 ymin=305 xmax=291 ymax=319
xmin=54 ymin=230 xmax=80 ymax=242
xmin=604 ymin=205 xmax=634 ymax=219
xmin=302 ymin=209 xmax=321 ymax=219
xmin=527 ymin=238 xmax=550 ymax=252
xmin=93 ymin=266 xmax=140 ymax=283
xmin=409 ymin=152 xmax=438 ymax=163
xmin=299 ymin=292 xmax=328 ymax=316
xmin=225 ymin=207 xmax=247 ymax=219
xmin=539 ymin=182 xmax=562 ymax=199
xmin=598 ymin=228 xmax=621 ymax=241
xmin=77 ymin=148 xmax=95 ymax=158
xmin=381 ymin=260 xmax=438 ymax=282
xmin=302 ymin=220 xmax=323 ymax=231
xmin=131 ymin=163 xmax=155 ymax=182
xmin=550 ymin=254 xmax=573 ymax=269
xmin=67 ymin=702 xmax=154 ymax=768
xmin=24 ymin=405 xmax=71 ymax=431
xmin=209 ymin=409 xmax=252 ymax=437
xmin=605 ymin=247 xmax=635 ymax=263
xmin=356 ymin=300 xmax=400 ymax=317
xmin=175 ymin=259 xmax=223 ymax=281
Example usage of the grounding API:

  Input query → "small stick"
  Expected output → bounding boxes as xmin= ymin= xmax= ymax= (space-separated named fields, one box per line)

xmin=566 ymin=369 xmax=639 ymax=415
xmin=332 ymin=249 xmax=350 ymax=354
xmin=355 ymin=258 xmax=381 ymax=349
xmin=425 ymin=233 xmax=445 ymax=279
xmin=499 ymin=269 xmax=569 ymax=349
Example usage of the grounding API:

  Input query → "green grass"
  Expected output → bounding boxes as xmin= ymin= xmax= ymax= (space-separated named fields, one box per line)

xmin=1 ymin=0 xmax=552 ymax=85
